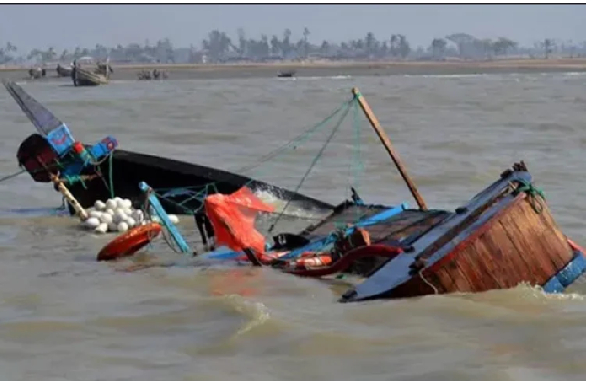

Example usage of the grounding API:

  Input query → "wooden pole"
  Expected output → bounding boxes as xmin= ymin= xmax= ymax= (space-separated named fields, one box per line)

xmin=351 ymin=87 xmax=428 ymax=210
xmin=50 ymin=173 xmax=89 ymax=221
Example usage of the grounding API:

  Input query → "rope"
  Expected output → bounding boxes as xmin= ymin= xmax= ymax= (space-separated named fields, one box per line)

xmin=267 ymin=100 xmax=352 ymax=232
xmin=107 ymin=152 xmax=114 ymax=198
xmin=350 ymin=99 xmax=364 ymax=224
xmin=236 ymin=100 xmax=352 ymax=175
xmin=418 ymin=268 xmax=439 ymax=294
xmin=149 ymin=99 xmax=357 ymax=216
xmin=513 ymin=180 xmax=546 ymax=213
xmin=0 ymin=168 xmax=27 ymax=183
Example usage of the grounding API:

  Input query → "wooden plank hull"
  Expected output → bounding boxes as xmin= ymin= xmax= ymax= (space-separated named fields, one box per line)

xmin=63 ymin=148 xmax=334 ymax=215
xmin=73 ymin=67 xmax=108 ymax=86
xmin=341 ymin=163 xmax=585 ymax=302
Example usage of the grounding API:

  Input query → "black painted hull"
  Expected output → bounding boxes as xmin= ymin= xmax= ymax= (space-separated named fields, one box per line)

xmin=67 ymin=149 xmax=334 ymax=215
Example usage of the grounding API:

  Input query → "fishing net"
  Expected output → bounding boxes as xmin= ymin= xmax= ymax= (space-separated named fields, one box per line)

xmin=151 ymin=95 xmax=368 ymax=237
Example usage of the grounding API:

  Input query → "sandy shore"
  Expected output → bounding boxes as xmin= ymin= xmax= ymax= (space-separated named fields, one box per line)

xmin=0 ymin=58 xmax=585 ymax=82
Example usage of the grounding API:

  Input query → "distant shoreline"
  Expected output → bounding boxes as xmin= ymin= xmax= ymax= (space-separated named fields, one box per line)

xmin=0 ymin=58 xmax=585 ymax=81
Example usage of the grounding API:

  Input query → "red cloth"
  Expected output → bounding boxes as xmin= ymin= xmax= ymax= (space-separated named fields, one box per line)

xmin=204 ymin=187 xmax=275 ymax=258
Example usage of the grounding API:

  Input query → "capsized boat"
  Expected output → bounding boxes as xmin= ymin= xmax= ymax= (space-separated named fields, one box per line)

xmin=3 ymin=80 xmax=333 ymax=216
xmin=97 ymin=88 xmax=585 ymax=302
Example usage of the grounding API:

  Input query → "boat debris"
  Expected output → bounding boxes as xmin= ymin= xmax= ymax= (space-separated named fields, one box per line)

xmin=98 ymin=87 xmax=585 ymax=303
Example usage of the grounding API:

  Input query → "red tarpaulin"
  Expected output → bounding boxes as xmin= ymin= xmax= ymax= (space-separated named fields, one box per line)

xmin=204 ymin=187 xmax=275 ymax=259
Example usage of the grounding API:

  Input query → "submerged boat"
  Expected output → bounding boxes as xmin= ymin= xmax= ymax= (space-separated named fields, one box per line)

xmin=4 ymin=80 xmax=333 ymax=216
xmin=340 ymin=161 xmax=586 ymax=302
xmin=104 ymin=88 xmax=585 ymax=302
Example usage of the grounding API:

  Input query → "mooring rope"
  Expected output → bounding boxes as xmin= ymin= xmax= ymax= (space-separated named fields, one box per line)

xmin=513 ymin=179 xmax=546 ymax=214
xmin=418 ymin=268 xmax=439 ymax=295
xmin=267 ymin=100 xmax=353 ymax=232
xmin=0 ymin=168 xmax=27 ymax=184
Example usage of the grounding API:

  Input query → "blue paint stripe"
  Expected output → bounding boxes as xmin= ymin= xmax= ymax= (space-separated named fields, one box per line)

xmin=543 ymin=251 xmax=586 ymax=293
xmin=543 ymin=277 xmax=565 ymax=294
xmin=556 ymin=251 xmax=586 ymax=287
xmin=139 ymin=182 xmax=191 ymax=255
xmin=199 ymin=250 xmax=241 ymax=260
xmin=278 ymin=203 xmax=408 ymax=260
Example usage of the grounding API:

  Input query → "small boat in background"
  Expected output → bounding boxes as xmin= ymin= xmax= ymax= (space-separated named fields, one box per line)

xmin=56 ymin=63 xmax=72 ymax=77
xmin=71 ymin=58 xmax=112 ymax=86
xmin=28 ymin=67 xmax=46 ymax=80
xmin=138 ymin=68 xmax=168 ymax=80
xmin=72 ymin=66 xmax=108 ymax=86
xmin=277 ymin=70 xmax=296 ymax=78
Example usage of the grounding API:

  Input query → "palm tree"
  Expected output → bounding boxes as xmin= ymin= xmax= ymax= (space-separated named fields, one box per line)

xmin=303 ymin=27 xmax=310 ymax=58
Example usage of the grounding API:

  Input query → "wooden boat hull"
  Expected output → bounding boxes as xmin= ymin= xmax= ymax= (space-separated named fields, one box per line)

xmin=277 ymin=70 xmax=296 ymax=78
xmin=73 ymin=67 xmax=108 ymax=86
xmin=4 ymin=80 xmax=332 ymax=216
xmin=199 ymin=202 xmax=448 ymax=273
xmin=64 ymin=148 xmax=334 ymax=215
xmin=341 ymin=164 xmax=586 ymax=302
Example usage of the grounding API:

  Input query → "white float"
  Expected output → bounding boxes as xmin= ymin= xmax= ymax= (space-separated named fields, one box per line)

xmin=80 ymin=197 xmax=180 ymax=234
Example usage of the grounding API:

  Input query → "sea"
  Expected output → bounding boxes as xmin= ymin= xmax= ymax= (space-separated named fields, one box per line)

xmin=0 ymin=70 xmax=585 ymax=380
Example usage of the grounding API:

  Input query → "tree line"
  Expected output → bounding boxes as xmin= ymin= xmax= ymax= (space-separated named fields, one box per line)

xmin=0 ymin=29 xmax=586 ymax=65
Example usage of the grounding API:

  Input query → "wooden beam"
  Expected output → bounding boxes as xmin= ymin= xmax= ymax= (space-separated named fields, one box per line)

xmin=352 ymin=87 xmax=428 ymax=210
xmin=50 ymin=173 xmax=89 ymax=221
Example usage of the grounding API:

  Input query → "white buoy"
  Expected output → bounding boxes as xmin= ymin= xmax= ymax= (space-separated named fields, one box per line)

xmin=123 ymin=208 xmax=133 ymax=216
xmin=100 ymin=213 xmax=113 ymax=224
xmin=123 ymin=199 xmax=132 ymax=209
xmin=106 ymin=199 xmax=117 ymax=211
xmin=117 ymin=221 xmax=129 ymax=232
xmin=94 ymin=200 xmax=106 ymax=211
xmin=106 ymin=209 xmax=115 ymax=215
xmin=116 ymin=199 xmax=126 ymax=209
xmin=126 ymin=216 xmax=137 ymax=226
xmin=168 ymin=214 xmax=179 ymax=224
xmin=90 ymin=210 xmax=103 ymax=219
xmin=95 ymin=223 xmax=108 ymax=233
xmin=83 ymin=217 xmax=100 ymax=229
xmin=132 ymin=210 xmax=144 ymax=221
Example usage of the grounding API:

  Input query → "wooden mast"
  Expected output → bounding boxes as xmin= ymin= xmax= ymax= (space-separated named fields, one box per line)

xmin=351 ymin=87 xmax=428 ymax=210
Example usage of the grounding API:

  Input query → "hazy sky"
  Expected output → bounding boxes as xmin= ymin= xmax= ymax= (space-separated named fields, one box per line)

xmin=0 ymin=4 xmax=586 ymax=52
